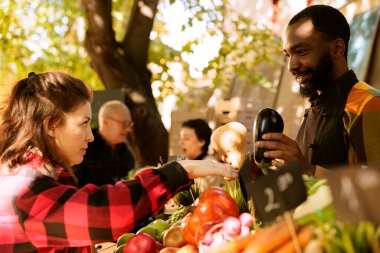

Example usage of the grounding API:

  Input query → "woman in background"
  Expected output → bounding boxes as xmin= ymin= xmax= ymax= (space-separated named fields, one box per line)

xmin=0 ymin=72 xmax=236 ymax=253
xmin=179 ymin=118 xmax=225 ymax=191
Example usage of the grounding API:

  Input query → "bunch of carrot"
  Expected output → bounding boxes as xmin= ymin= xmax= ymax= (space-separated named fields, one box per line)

xmin=205 ymin=221 xmax=314 ymax=253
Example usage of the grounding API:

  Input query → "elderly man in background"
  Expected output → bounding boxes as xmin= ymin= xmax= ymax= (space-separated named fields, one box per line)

xmin=75 ymin=100 xmax=135 ymax=187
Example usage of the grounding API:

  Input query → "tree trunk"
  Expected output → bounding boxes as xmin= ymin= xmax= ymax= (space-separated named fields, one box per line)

xmin=82 ymin=0 xmax=168 ymax=167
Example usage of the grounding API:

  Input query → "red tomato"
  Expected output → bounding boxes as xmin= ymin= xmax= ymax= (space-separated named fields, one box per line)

xmin=181 ymin=187 xmax=239 ymax=245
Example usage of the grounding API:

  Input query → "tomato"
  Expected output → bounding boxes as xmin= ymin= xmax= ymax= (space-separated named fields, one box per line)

xmin=181 ymin=187 xmax=239 ymax=245
xmin=182 ymin=214 xmax=196 ymax=245
xmin=195 ymin=199 xmax=224 ymax=221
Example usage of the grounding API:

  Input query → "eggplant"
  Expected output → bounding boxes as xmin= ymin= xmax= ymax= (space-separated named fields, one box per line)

xmin=253 ymin=108 xmax=284 ymax=166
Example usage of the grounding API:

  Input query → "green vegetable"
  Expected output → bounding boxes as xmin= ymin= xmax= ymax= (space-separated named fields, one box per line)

xmin=172 ymin=184 xmax=200 ymax=206
xmin=224 ymin=180 xmax=250 ymax=214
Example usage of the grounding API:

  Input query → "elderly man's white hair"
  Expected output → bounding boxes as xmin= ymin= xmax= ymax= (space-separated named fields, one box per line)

xmin=98 ymin=100 xmax=130 ymax=126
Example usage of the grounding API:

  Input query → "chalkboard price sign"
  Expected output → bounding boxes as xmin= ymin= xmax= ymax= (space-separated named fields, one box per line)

xmin=324 ymin=166 xmax=380 ymax=223
xmin=250 ymin=162 xmax=307 ymax=222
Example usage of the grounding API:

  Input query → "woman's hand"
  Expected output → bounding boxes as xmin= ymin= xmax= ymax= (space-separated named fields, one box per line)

xmin=255 ymin=133 xmax=315 ymax=175
xmin=178 ymin=160 xmax=238 ymax=179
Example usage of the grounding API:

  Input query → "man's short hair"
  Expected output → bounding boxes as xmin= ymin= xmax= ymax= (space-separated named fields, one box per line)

xmin=289 ymin=5 xmax=350 ymax=59
xmin=98 ymin=100 xmax=129 ymax=122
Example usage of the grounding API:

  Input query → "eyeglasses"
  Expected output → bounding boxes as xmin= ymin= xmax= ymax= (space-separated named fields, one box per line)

xmin=107 ymin=117 xmax=134 ymax=128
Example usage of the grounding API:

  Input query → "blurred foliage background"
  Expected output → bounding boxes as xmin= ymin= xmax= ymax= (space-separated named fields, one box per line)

xmin=0 ymin=0 xmax=282 ymax=165
xmin=0 ymin=0 xmax=281 ymax=105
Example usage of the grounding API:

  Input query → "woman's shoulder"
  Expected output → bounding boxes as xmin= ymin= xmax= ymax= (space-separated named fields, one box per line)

xmin=2 ymin=151 xmax=59 ymax=180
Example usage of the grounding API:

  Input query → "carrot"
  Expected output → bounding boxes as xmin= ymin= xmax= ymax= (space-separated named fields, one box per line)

xmin=272 ymin=225 xmax=314 ymax=253
xmin=204 ymin=233 xmax=256 ymax=253
xmin=242 ymin=221 xmax=299 ymax=253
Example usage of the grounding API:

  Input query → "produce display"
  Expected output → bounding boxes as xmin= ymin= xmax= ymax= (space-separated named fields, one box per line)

xmin=181 ymin=187 xmax=240 ymax=245
xmin=114 ymin=178 xmax=380 ymax=253
xmin=112 ymin=118 xmax=380 ymax=253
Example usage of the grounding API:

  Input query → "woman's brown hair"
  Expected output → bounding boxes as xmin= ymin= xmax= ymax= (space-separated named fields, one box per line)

xmin=0 ymin=71 xmax=93 ymax=172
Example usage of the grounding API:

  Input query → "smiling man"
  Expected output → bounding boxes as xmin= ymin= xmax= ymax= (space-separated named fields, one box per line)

xmin=75 ymin=100 xmax=135 ymax=186
xmin=255 ymin=5 xmax=380 ymax=175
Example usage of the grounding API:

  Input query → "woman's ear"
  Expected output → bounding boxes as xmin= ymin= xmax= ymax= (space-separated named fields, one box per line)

xmin=199 ymin=139 xmax=206 ymax=148
xmin=44 ymin=118 xmax=57 ymax=138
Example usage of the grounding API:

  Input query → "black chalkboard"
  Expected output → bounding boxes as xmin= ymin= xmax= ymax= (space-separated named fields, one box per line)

xmin=239 ymin=160 xmax=307 ymax=223
xmin=325 ymin=166 xmax=380 ymax=223
xmin=252 ymin=162 xmax=307 ymax=222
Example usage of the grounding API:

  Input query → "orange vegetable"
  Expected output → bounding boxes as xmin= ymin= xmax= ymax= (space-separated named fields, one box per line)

xmin=272 ymin=225 xmax=314 ymax=253
xmin=242 ymin=221 xmax=298 ymax=253
xmin=204 ymin=232 xmax=256 ymax=253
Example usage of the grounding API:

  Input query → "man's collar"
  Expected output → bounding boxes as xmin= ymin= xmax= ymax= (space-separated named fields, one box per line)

xmin=311 ymin=70 xmax=358 ymax=106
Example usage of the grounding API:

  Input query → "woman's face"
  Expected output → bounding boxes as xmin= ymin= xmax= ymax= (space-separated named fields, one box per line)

xmin=51 ymin=101 xmax=94 ymax=166
xmin=179 ymin=127 xmax=205 ymax=160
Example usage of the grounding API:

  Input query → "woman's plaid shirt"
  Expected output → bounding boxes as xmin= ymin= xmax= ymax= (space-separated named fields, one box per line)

xmin=0 ymin=152 xmax=191 ymax=253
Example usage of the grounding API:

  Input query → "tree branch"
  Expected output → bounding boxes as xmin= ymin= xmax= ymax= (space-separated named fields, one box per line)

xmin=122 ymin=0 xmax=159 ymax=68
xmin=82 ymin=0 xmax=116 ymax=48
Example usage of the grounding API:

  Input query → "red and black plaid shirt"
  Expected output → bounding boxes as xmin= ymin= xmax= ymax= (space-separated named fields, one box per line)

xmin=0 ymin=152 xmax=191 ymax=253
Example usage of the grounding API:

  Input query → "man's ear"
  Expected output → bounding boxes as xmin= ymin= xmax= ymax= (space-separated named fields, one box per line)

xmin=332 ymin=38 xmax=346 ymax=59
xmin=99 ymin=117 xmax=108 ymax=128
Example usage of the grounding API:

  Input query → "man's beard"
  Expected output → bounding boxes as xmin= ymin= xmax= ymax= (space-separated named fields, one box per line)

xmin=298 ymin=51 xmax=334 ymax=99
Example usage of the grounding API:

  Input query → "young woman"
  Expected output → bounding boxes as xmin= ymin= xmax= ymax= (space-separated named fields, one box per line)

xmin=0 ymin=72 xmax=236 ymax=253
xmin=179 ymin=119 xmax=226 ymax=191
xmin=179 ymin=119 xmax=212 ymax=160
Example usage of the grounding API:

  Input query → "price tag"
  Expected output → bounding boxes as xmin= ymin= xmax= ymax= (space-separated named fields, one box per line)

xmin=239 ymin=161 xmax=307 ymax=223
xmin=324 ymin=166 xmax=380 ymax=223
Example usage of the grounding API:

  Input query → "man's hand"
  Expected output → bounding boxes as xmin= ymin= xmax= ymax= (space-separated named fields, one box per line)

xmin=254 ymin=133 xmax=315 ymax=175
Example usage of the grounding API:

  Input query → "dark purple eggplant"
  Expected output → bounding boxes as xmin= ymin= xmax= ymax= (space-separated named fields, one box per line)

xmin=253 ymin=108 xmax=284 ymax=166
